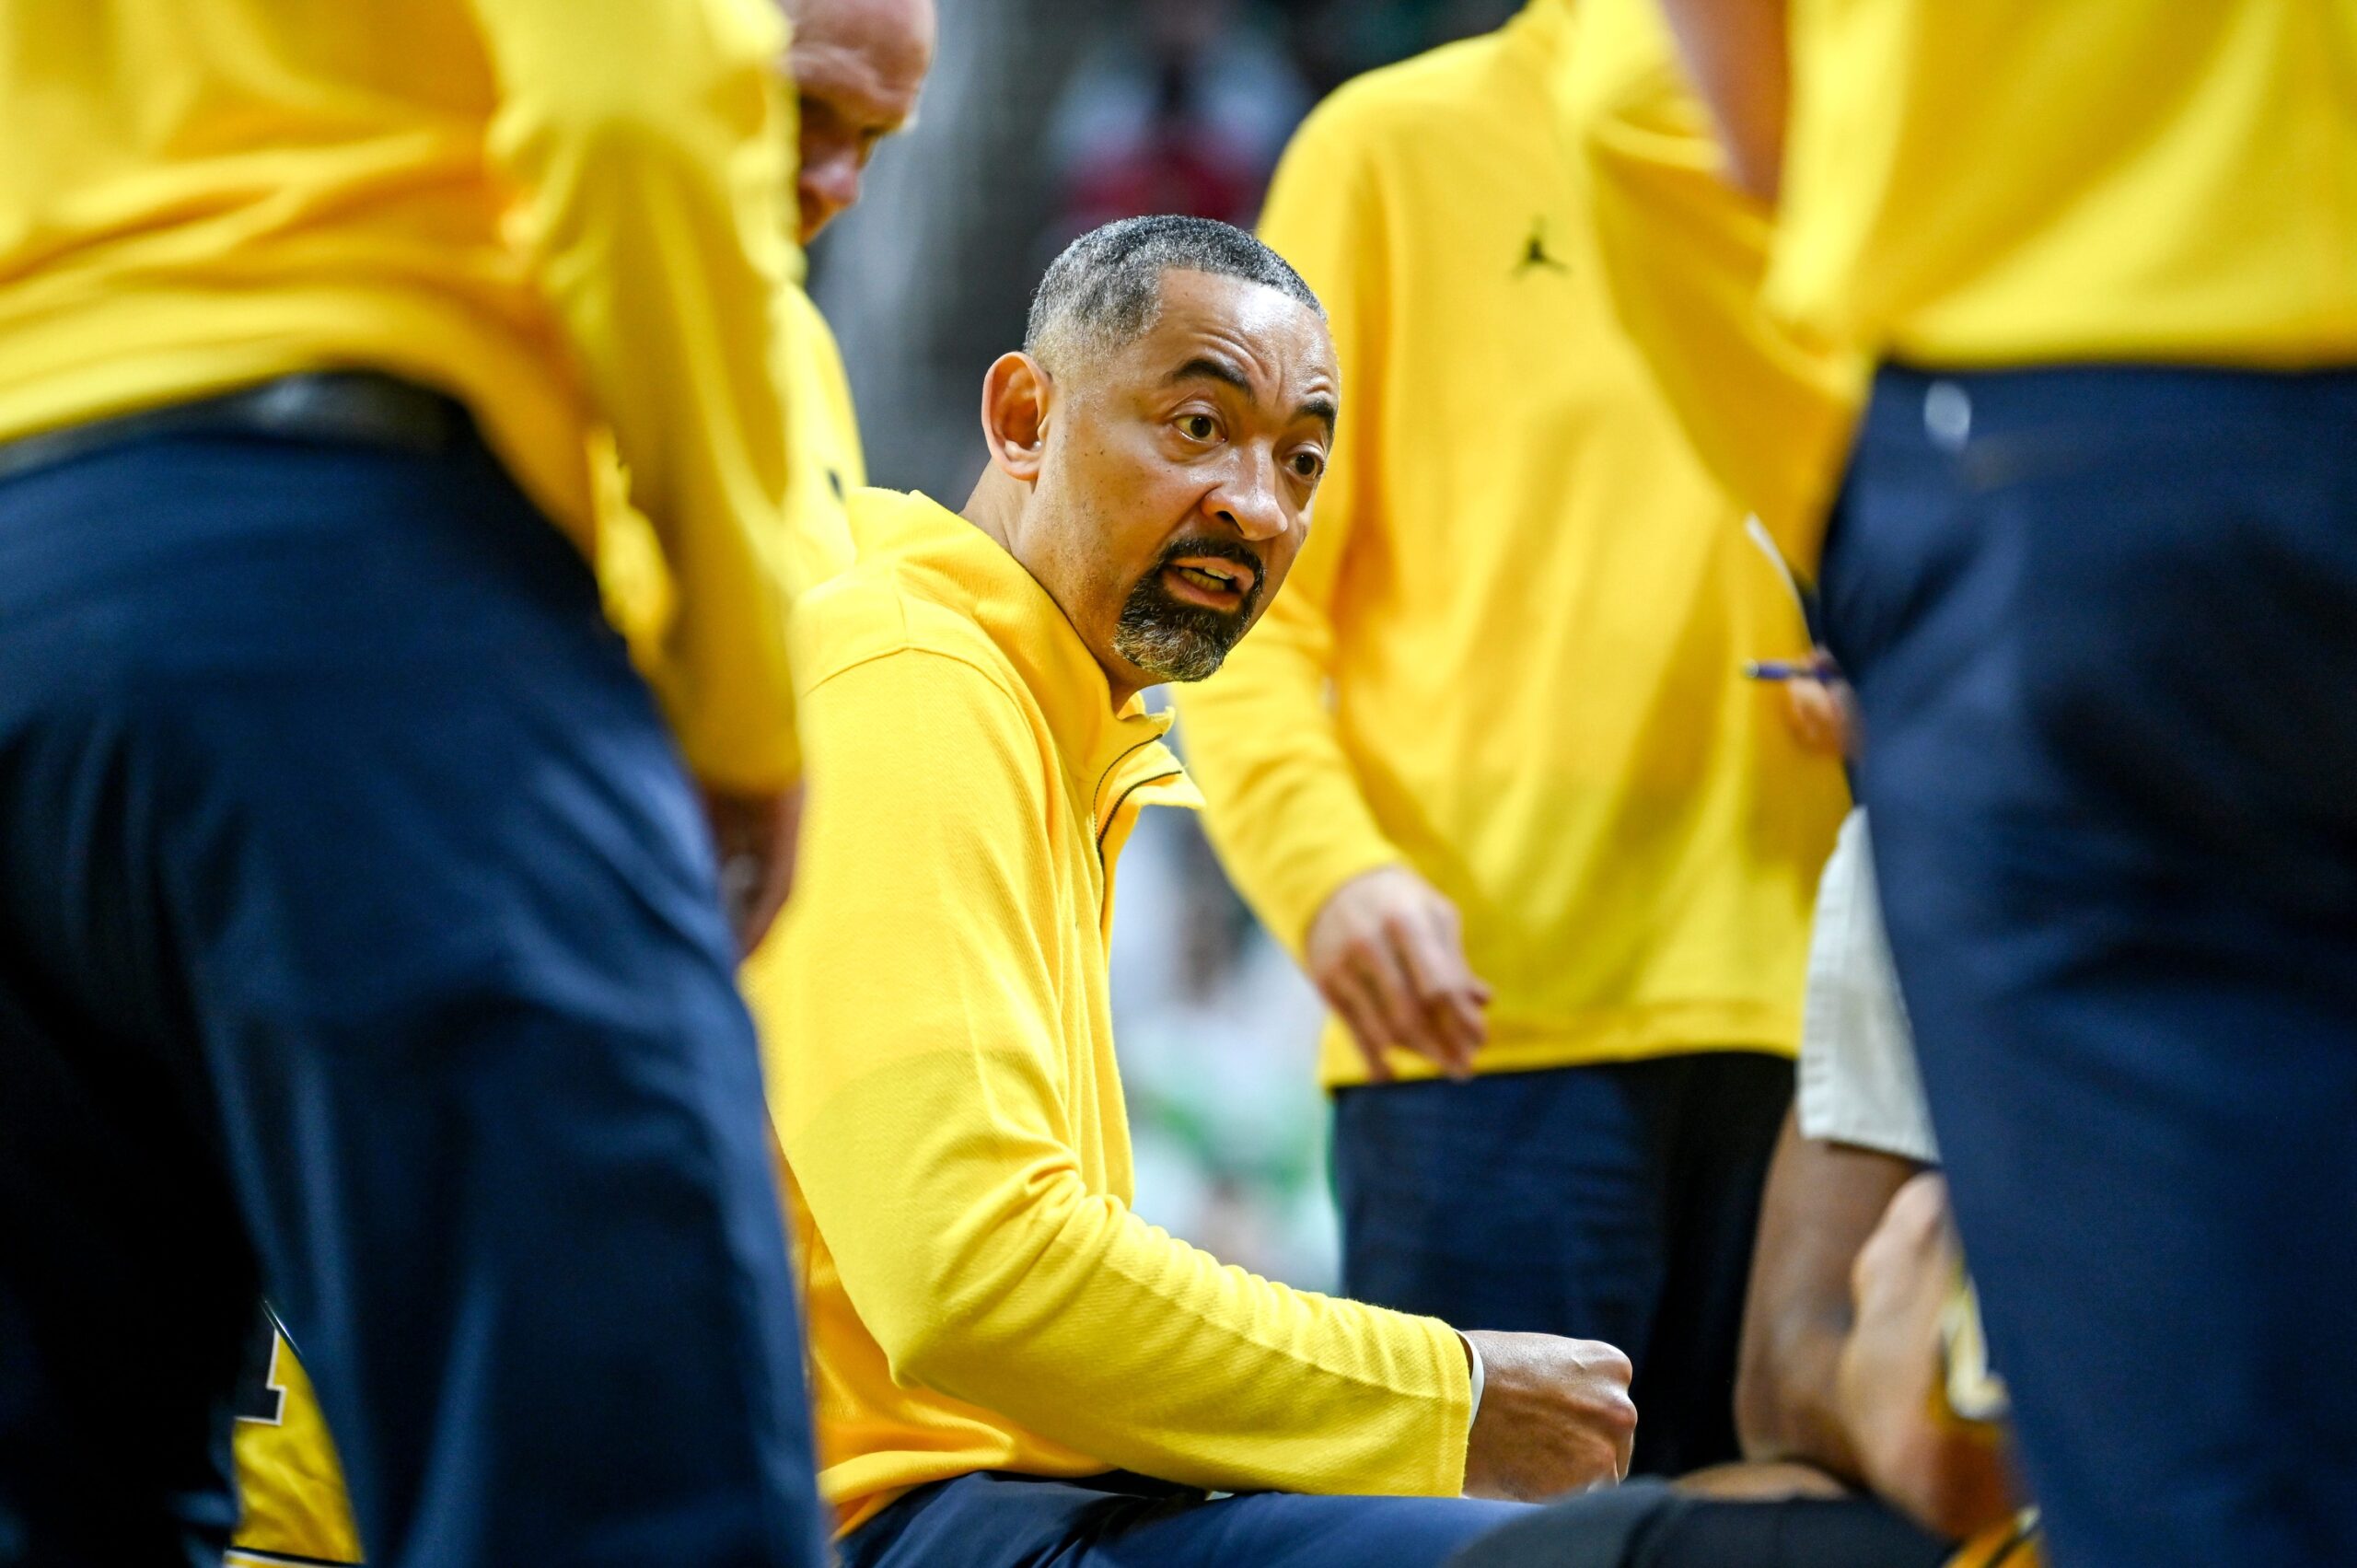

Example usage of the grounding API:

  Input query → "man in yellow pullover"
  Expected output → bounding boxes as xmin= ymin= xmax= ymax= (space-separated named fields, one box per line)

xmin=0 ymin=2 xmax=828 ymax=1562
xmin=745 ymin=215 xmax=1643 ymax=1568
xmin=1172 ymin=0 xmax=1847 ymax=1477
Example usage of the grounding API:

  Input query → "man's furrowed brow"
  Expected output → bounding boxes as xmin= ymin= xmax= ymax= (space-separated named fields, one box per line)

xmin=1297 ymin=394 xmax=1337 ymax=439
xmin=1162 ymin=355 xmax=1256 ymax=397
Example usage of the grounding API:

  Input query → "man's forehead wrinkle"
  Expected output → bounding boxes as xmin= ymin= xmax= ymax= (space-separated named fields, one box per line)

xmin=789 ymin=0 xmax=933 ymax=118
xmin=1144 ymin=318 xmax=1339 ymax=436
xmin=1160 ymin=354 xmax=1255 ymax=396
xmin=1155 ymin=316 xmax=1285 ymax=398
xmin=795 ymin=38 xmax=918 ymax=126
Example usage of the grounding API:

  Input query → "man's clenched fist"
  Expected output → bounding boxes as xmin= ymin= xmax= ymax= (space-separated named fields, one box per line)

xmin=1462 ymin=1330 xmax=1638 ymax=1501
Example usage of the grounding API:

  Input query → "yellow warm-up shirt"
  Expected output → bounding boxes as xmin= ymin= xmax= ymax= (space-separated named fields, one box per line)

xmin=772 ymin=286 xmax=870 ymax=595
xmin=1554 ymin=0 xmax=1863 ymax=563
xmin=1176 ymin=0 xmax=1848 ymax=1088
xmin=0 ymin=0 xmax=808 ymax=789
xmin=744 ymin=489 xmax=1474 ymax=1536
xmin=1772 ymin=0 xmax=2357 ymax=366
xmin=601 ymin=285 xmax=869 ymax=656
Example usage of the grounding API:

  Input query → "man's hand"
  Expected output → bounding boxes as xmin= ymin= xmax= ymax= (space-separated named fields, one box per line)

xmin=1777 ymin=650 xmax=1856 ymax=758
xmin=1782 ymin=675 xmax=1852 ymax=756
xmin=1304 ymin=865 xmax=1491 ymax=1081
xmin=1461 ymin=1330 xmax=1637 ymax=1501
xmin=1834 ymin=1174 xmax=2018 ymax=1540
xmin=702 ymin=780 xmax=804 ymax=956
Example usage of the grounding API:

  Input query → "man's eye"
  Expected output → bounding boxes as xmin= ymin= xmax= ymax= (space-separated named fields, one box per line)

xmin=1290 ymin=451 xmax=1325 ymax=479
xmin=1179 ymin=414 xmax=1217 ymax=441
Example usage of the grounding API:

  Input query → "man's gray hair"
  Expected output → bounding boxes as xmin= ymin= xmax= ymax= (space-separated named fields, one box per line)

xmin=1025 ymin=215 xmax=1324 ymax=372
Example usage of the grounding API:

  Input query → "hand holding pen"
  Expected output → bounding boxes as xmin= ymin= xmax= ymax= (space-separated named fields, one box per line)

xmin=1743 ymin=649 xmax=1853 ymax=758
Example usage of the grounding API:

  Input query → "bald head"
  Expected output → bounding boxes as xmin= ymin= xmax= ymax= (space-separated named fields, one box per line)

xmin=783 ymin=0 xmax=936 ymax=243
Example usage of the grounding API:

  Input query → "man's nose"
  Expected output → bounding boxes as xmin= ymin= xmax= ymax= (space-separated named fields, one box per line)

xmin=1207 ymin=450 xmax=1287 ymax=541
xmin=798 ymin=151 xmax=862 ymax=232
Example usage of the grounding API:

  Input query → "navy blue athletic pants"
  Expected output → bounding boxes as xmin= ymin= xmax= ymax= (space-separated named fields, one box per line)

xmin=1332 ymin=1055 xmax=1792 ymax=1477
xmin=0 ymin=424 xmax=827 ymax=1565
xmin=840 ymin=1469 xmax=1531 ymax=1568
xmin=1823 ymin=364 xmax=2357 ymax=1568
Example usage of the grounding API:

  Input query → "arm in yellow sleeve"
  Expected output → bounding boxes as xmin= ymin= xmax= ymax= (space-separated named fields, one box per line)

xmin=766 ymin=650 xmax=1471 ymax=1498
xmin=1557 ymin=0 xmax=1863 ymax=564
xmin=1175 ymin=108 xmax=1404 ymax=954
xmin=471 ymin=0 xmax=803 ymax=789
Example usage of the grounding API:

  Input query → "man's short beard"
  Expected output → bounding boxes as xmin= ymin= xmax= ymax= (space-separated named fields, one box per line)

xmin=1111 ymin=540 xmax=1263 ymax=684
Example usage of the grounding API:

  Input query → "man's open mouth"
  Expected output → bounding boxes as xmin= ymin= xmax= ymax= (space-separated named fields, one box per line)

xmin=1161 ymin=554 xmax=1258 ymax=608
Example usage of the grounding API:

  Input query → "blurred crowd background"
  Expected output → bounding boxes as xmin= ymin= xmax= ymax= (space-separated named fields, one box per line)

xmin=808 ymin=0 xmax=1517 ymax=1290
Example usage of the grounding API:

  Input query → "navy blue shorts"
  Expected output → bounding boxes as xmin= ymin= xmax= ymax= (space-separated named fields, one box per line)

xmin=0 ymin=422 xmax=826 ymax=1565
xmin=1824 ymin=363 xmax=2357 ymax=1568
xmin=1332 ymin=1056 xmax=1791 ymax=1475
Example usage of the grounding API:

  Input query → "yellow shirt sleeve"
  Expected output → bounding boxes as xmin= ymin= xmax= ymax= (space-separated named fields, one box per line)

xmin=471 ymin=0 xmax=804 ymax=789
xmin=1558 ymin=0 xmax=1863 ymax=563
xmin=769 ymin=648 xmax=1471 ymax=1499
xmin=1174 ymin=110 xmax=1404 ymax=954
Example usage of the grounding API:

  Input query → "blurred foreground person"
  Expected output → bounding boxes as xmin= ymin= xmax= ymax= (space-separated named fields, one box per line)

xmin=1175 ymin=0 xmax=1845 ymax=1475
xmin=0 ymin=2 xmax=830 ymax=1563
xmin=1657 ymin=3 xmax=2357 ymax=1564
xmin=746 ymin=216 xmax=1639 ymax=1568
xmin=1448 ymin=812 xmax=2038 ymax=1568
xmin=216 ymin=3 xmax=935 ymax=1562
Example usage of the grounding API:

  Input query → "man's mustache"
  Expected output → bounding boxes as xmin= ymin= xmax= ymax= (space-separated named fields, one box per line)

xmin=1149 ymin=535 xmax=1266 ymax=602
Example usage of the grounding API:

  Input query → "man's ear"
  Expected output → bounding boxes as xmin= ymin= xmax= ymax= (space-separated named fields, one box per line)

xmin=979 ymin=351 xmax=1051 ymax=483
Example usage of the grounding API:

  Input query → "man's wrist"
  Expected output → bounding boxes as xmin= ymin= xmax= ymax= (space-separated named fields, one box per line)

xmin=1457 ymin=1330 xmax=1485 ymax=1421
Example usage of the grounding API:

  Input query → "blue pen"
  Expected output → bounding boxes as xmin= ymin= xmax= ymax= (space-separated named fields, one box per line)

xmin=1742 ymin=659 xmax=1838 ymax=682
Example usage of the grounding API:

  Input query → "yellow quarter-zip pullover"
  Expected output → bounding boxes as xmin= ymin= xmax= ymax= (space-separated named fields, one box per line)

xmin=0 ymin=0 xmax=807 ymax=789
xmin=1177 ymin=0 xmax=1848 ymax=1088
xmin=744 ymin=489 xmax=1473 ymax=1536
xmin=600 ymin=284 xmax=868 ymax=656
xmin=1771 ymin=0 xmax=2357 ymax=366
xmin=1555 ymin=0 xmax=1863 ymax=564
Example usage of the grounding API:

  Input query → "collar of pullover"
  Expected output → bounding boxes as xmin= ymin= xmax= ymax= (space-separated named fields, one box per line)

xmin=847 ymin=488 xmax=1199 ymax=812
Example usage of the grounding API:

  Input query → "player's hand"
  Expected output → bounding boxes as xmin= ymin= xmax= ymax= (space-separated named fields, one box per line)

xmin=1461 ymin=1330 xmax=1638 ymax=1501
xmin=702 ymin=779 xmax=804 ymax=956
xmin=1304 ymin=865 xmax=1490 ymax=1081
xmin=1834 ymin=1173 xmax=2017 ymax=1539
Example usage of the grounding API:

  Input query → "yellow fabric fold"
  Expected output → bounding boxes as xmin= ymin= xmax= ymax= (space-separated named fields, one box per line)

xmin=1772 ymin=0 xmax=2357 ymax=366
xmin=1554 ymin=0 xmax=1864 ymax=565
xmin=0 ymin=0 xmax=808 ymax=788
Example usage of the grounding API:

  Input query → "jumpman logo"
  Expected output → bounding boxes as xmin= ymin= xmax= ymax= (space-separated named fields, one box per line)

xmin=1515 ymin=217 xmax=1569 ymax=275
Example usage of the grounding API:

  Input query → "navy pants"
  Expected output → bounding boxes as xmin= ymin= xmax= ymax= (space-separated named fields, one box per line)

xmin=1447 ymin=1480 xmax=1955 ymax=1568
xmin=1823 ymin=364 xmax=2357 ymax=1568
xmin=840 ymin=1469 xmax=1530 ymax=1568
xmin=0 ymin=426 xmax=827 ymax=1565
xmin=1332 ymin=1056 xmax=1792 ymax=1477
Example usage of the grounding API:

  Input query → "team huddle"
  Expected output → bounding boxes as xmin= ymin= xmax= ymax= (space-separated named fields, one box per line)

xmin=3 ymin=2 xmax=2351 ymax=1568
